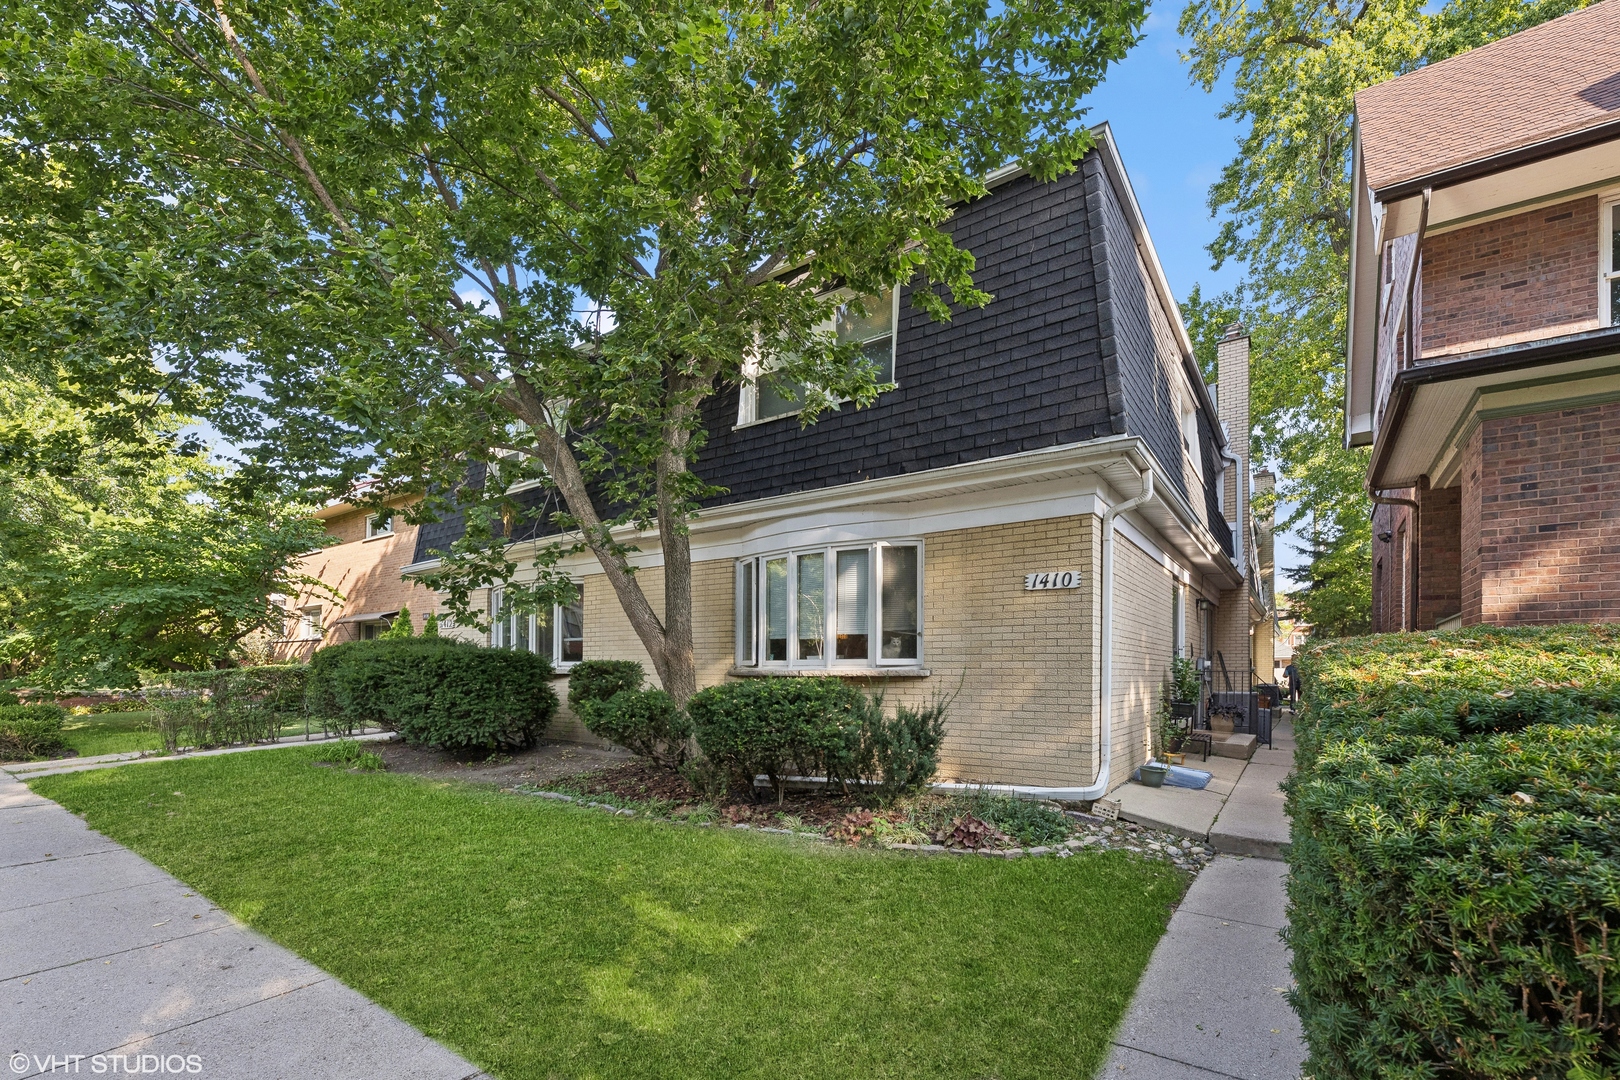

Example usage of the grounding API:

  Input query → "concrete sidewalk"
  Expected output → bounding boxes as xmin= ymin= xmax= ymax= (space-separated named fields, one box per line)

xmin=1100 ymin=857 xmax=1303 ymax=1078
xmin=1099 ymin=716 xmax=1304 ymax=1078
xmin=1113 ymin=720 xmax=1295 ymax=861
xmin=1 ymin=769 xmax=486 ymax=1080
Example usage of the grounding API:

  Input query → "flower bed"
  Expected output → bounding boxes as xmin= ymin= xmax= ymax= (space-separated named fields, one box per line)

xmin=523 ymin=760 xmax=1214 ymax=871
xmin=1288 ymin=625 xmax=1620 ymax=1079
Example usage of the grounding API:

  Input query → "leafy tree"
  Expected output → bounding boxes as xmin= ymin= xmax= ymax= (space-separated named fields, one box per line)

xmin=0 ymin=0 xmax=1147 ymax=702
xmin=1177 ymin=0 xmax=1592 ymax=632
xmin=0 ymin=380 xmax=333 ymax=689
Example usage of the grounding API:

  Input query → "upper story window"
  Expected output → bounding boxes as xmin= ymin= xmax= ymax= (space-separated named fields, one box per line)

xmin=490 ymin=586 xmax=584 ymax=669
xmin=735 ymin=541 xmax=921 ymax=669
xmin=1603 ymin=198 xmax=1620 ymax=326
xmin=365 ymin=513 xmax=394 ymax=540
xmin=1179 ymin=386 xmax=1203 ymax=483
xmin=739 ymin=288 xmax=898 ymax=425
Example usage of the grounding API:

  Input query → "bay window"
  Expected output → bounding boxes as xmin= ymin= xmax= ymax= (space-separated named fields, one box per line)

xmin=490 ymin=585 xmax=584 ymax=669
xmin=735 ymin=542 xmax=921 ymax=669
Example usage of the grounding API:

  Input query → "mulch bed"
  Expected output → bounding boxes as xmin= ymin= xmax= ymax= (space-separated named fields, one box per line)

xmin=555 ymin=759 xmax=890 ymax=826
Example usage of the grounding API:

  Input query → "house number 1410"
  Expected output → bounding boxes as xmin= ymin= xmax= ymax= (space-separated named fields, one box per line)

xmin=1024 ymin=571 xmax=1081 ymax=590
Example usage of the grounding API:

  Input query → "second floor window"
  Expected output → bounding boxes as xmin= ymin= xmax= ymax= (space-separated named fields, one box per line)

xmin=1603 ymin=199 xmax=1620 ymax=326
xmin=490 ymin=586 xmax=584 ymax=669
xmin=735 ymin=541 xmax=921 ymax=669
xmin=741 ymin=288 xmax=898 ymax=424
xmin=365 ymin=513 xmax=394 ymax=539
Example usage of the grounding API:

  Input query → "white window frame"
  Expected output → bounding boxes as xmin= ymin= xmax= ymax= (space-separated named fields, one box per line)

xmin=364 ymin=513 xmax=395 ymax=540
xmin=737 ymin=287 xmax=900 ymax=427
xmin=734 ymin=540 xmax=923 ymax=670
xmin=1601 ymin=194 xmax=1620 ymax=327
xmin=297 ymin=605 xmax=323 ymax=641
xmin=489 ymin=585 xmax=584 ymax=670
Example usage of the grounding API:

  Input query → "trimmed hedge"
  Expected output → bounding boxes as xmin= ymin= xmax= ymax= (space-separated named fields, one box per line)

xmin=0 ymin=703 xmax=68 ymax=759
xmin=306 ymin=639 xmax=556 ymax=751
xmin=566 ymin=661 xmax=692 ymax=767
xmin=566 ymin=660 xmax=646 ymax=712
xmin=1287 ymin=625 xmax=1620 ymax=1079
xmin=687 ymin=679 xmax=947 ymax=803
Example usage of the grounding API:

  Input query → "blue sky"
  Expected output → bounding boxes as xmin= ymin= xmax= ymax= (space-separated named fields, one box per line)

xmin=1083 ymin=9 xmax=1245 ymax=304
xmin=1082 ymin=18 xmax=1308 ymax=585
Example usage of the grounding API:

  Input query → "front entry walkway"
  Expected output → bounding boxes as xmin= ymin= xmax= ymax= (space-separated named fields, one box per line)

xmin=1 ymin=769 xmax=486 ymax=1080
xmin=1098 ymin=718 xmax=1305 ymax=1079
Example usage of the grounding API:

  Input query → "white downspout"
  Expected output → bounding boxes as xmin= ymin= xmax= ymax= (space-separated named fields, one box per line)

xmin=1219 ymin=445 xmax=1243 ymax=568
xmin=1074 ymin=465 xmax=1154 ymax=802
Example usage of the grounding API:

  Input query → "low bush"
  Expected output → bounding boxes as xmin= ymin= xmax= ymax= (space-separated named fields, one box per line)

xmin=0 ymin=703 xmax=68 ymax=760
xmin=687 ymin=679 xmax=948 ymax=803
xmin=312 ymin=738 xmax=385 ymax=771
xmin=566 ymin=660 xmax=646 ymax=712
xmin=156 ymin=665 xmax=310 ymax=744
xmin=688 ymin=678 xmax=866 ymax=803
xmin=306 ymin=639 xmax=556 ymax=751
xmin=1288 ymin=625 xmax=1620 ymax=1079
xmin=587 ymin=689 xmax=692 ymax=768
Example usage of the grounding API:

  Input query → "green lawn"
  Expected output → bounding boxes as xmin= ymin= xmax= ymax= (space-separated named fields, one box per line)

xmin=32 ymin=749 xmax=1181 ymax=1080
xmin=59 ymin=710 xmax=162 ymax=757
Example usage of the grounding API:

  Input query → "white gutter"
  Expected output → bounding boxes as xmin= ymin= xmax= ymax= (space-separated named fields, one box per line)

xmin=918 ymin=466 xmax=1160 ymax=804
xmin=1075 ymin=465 xmax=1154 ymax=802
xmin=1219 ymin=445 xmax=1243 ymax=569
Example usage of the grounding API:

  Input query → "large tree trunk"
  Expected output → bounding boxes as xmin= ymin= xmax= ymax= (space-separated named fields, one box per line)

xmin=506 ymin=375 xmax=702 ymax=704
xmin=655 ymin=387 xmax=699 ymax=704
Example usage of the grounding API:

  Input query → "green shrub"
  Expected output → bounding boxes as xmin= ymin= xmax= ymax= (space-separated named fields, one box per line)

xmin=863 ymin=695 xmax=948 ymax=798
xmin=1169 ymin=657 xmax=1200 ymax=702
xmin=313 ymin=738 xmax=385 ymax=771
xmin=0 ymin=691 xmax=21 ymax=707
xmin=306 ymin=638 xmax=556 ymax=751
xmin=687 ymin=680 xmax=948 ymax=803
xmin=1287 ymin=625 xmax=1620 ymax=1079
xmin=155 ymin=665 xmax=310 ymax=744
xmin=0 ymin=703 xmax=68 ymax=760
xmin=688 ymin=678 xmax=866 ymax=803
xmin=381 ymin=605 xmax=415 ymax=639
xmin=583 ymin=688 xmax=692 ymax=768
xmin=566 ymin=660 xmax=646 ymax=711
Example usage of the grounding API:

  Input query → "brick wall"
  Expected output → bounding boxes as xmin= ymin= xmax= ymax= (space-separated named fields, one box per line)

xmin=1371 ymin=480 xmax=1462 ymax=632
xmin=1461 ymin=400 xmax=1620 ymax=625
xmin=1110 ymin=537 xmax=1175 ymax=781
xmin=1420 ymin=196 xmax=1600 ymax=358
xmin=272 ymin=505 xmax=444 ymax=662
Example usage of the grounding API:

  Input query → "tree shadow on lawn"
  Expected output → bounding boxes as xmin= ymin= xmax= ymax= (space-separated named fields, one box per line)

xmin=31 ymin=747 xmax=1185 ymax=1080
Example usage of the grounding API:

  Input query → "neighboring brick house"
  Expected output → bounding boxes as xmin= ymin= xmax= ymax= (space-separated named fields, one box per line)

xmin=407 ymin=125 xmax=1275 ymax=794
xmin=1344 ymin=0 xmax=1620 ymax=630
xmin=270 ymin=497 xmax=445 ymax=662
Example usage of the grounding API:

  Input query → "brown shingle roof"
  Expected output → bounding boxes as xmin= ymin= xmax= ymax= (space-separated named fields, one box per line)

xmin=1356 ymin=0 xmax=1620 ymax=192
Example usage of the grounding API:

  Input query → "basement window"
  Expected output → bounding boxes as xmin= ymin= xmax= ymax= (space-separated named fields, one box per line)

xmin=735 ymin=541 xmax=921 ymax=669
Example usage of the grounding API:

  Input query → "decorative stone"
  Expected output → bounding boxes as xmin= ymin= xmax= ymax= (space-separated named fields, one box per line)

xmin=1027 ymin=847 xmax=1051 ymax=856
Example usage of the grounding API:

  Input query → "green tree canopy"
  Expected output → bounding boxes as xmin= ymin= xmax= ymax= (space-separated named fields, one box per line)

xmin=1178 ymin=0 xmax=1591 ymax=635
xmin=1 ymin=0 xmax=1147 ymax=700
xmin=0 ymin=380 xmax=333 ymax=689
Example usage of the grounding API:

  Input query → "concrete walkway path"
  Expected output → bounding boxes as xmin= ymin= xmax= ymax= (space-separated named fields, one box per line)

xmin=1099 ymin=718 xmax=1304 ymax=1079
xmin=1 ymin=768 xmax=486 ymax=1080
